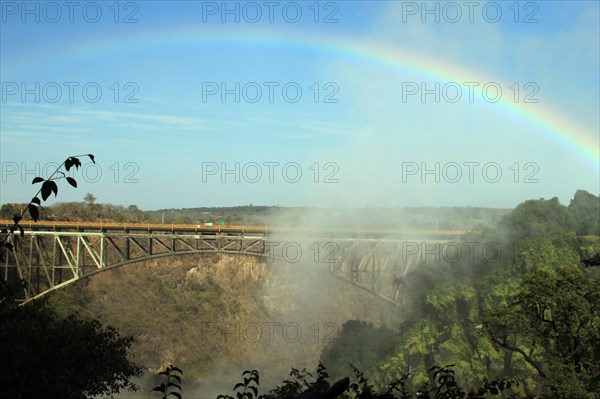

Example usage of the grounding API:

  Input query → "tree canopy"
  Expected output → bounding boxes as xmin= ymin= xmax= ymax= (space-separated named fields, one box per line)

xmin=499 ymin=197 xmax=576 ymax=241
xmin=0 ymin=301 xmax=142 ymax=398
xmin=568 ymin=190 xmax=600 ymax=236
xmin=482 ymin=264 xmax=600 ymax=398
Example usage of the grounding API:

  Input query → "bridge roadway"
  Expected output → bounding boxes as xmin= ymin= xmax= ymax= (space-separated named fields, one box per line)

xmin=1 ymin=220 xmax=478 ymax=304
xmin=0 ymin=219 xmax=473 ymax=239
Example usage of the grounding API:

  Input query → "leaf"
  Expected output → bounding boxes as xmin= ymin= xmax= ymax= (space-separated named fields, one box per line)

xmin=18 ymin=225 xmax=24 ymax=237
xmin=234 ymin=382 xmax=245 ymax=390
xmin=65 ymin=158 xmax=73 ymax=171
xmin=325 ymin=377 xmax=350 ymax=398
xmin=12 ymin=215 xmax=22 ymax=224
xmin=66 ymin=177 xmax=77 ymax=188
xmin=167 ymin=393 xmax=182 ymax=399
xmin=28 ymin=204 xmax=39 ymax=222
xmin=50 ymin=180 xmax=58 ymax=196
xmin=32 ymin=177 xmax=44 ymax=184
xmin=31 ymin=197 xmax=41 ymax=205
xmin=171 ymin=366 xmax=183 ymax=374
xmin=167 ymin=382 xmax=181 ymax=390
xmin=88 ymin=154 xmax=95 ymax=163
xmin=41 ymin=181 xmax=52 ymax=201
xmin=152 ymin=383 xmax=166 ymax=393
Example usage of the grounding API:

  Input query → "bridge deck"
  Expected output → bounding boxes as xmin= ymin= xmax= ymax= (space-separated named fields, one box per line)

xmin=0 ymin=219 xmax=476 ymax=239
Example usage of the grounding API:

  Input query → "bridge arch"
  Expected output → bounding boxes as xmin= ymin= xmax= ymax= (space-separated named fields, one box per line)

xmin=19 ymin=250 xmax=406 ymax=309
xmin=0 ymin=223 xmax=469 ymax=306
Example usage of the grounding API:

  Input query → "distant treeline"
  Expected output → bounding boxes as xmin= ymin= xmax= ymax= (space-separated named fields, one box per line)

xmin=0 ymin=200 xmax=509 ymax=230
xmin=1 ymin=190 xmax=598 ymax=234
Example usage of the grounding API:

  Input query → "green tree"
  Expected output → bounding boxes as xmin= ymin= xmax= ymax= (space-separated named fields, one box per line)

xmin=568 ymin=190 xmax=600 ymax=236
xmin=83 ymin=193 xmax=97 ymax=205
xmin=0 ymin=301 xmax=142 ymax=398
xmin=499 ymin=197 xmax=575 ymax=241
xmin=514 ymin=235 xmax=580 ymax=273
xmin=482 ymin=264 xmax=600 ymax=398
xmin=0 ymin=203 xmax=26 ymax=220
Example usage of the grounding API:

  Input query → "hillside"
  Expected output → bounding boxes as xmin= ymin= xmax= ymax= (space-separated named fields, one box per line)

xmin=48 ymin=253 xmax=402 ymax=394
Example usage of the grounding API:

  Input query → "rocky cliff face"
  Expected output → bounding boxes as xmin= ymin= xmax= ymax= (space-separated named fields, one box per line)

xmin=50 ymin=253 xmax=403 ymax=392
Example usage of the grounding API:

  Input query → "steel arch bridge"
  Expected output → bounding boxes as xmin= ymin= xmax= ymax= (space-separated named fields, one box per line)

xmin=0 ymin=221 xmax=473 ymax=305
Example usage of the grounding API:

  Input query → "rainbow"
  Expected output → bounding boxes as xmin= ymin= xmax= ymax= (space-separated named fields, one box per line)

xmin=10 ymin=26 xmax=599 ymax=171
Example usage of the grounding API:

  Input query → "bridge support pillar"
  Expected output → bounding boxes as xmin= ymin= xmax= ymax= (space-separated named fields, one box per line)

xmin=124 ymin=230 xmax=130 ymax=260
xmin=76 ymin=235 xmax=83 ymax=278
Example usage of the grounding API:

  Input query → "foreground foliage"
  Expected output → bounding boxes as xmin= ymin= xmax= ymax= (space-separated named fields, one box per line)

xmin=319 ymin=193 xmax=600 ymax=398
xmin=153 ymin=365 xmax=184 ymax=399
xmin=482 ymin=264 xmax=600 ymax=398
xmin=1 ymin=154 xmax=95 ymax=297
xmin=0 ymin=154 xmax=142 ymax=398
xmin=208 ymin=362 xmax=522 ymax=398
xmin=0 ymin=301 xmax=142 ymax=398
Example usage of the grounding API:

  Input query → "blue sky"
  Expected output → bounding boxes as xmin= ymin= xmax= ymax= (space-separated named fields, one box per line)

xmin=1 ymin=0 xmax=598 ymax=209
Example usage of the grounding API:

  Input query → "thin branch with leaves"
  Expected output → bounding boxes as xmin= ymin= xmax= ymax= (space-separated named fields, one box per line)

xmin=0 ymin=154 xmax=95 ymax=299
xmin=152 ymin=365 xmax=183 ymax=399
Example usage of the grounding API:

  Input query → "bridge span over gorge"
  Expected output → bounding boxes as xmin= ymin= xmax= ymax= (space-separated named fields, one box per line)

xmin=0 ymin=220 xmax=478 ymax=305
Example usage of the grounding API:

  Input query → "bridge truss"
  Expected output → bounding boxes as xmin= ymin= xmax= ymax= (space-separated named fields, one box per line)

xmin=1 ymin=226 xmax=458 ymax=305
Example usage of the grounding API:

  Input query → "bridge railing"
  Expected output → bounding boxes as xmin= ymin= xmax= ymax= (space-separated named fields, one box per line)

xmin=0 ymin=219 xmax=478 ymax=237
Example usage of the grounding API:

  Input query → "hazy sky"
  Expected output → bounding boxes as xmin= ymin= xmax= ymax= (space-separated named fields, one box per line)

xmin=1 ymin=1 xmax=598 ymax=209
